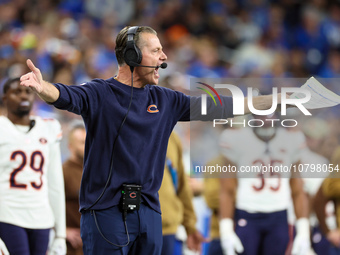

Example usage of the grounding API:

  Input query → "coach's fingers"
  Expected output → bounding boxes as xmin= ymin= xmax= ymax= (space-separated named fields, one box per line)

xmin=26 ymin=59 xmax=39 ymax=73
xmin=20 ymin=80 xmax=35 ymax=88
xmin=20 ymin=72 xmax=32 ymax=81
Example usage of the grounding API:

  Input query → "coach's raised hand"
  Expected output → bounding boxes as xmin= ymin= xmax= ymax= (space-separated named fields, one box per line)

xmin=20 ymin=59 xmax=43 ymax=92
xmin=20 ymin=59 xmax=60 ymax=103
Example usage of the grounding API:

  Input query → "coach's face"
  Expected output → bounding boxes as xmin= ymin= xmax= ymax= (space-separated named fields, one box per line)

xmin=3 ymin=81 xmax=34 ymax=116
xmin=136 ymin=32 xmax=167 ymax=86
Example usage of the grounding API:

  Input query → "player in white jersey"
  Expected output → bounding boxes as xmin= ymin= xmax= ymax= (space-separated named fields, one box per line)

xmin=0 ymin=77 xmax=66 ymax=255
xmin=218 ymin=114 xmax=310 ymax=255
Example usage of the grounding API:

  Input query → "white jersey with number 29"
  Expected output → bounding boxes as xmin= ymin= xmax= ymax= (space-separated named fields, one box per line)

xmin=0 ymin=116 xmax=64 ymax=231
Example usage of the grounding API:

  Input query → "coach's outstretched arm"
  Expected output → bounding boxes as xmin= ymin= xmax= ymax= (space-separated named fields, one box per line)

xmin=243 ymin=94 xmax=281 ymax=115
xmin=20 ymin=59 xmax=60 ymax=103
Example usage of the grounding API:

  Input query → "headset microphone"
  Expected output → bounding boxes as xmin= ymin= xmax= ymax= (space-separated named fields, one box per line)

xmin=159 ymin=63 xmax=167 ymax=69
xmin=130 ymin=62 xmax=167 ymax=69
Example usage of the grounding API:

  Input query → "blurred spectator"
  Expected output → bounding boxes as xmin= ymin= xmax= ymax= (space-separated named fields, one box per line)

xmin=186 ymin=38 xmax=227 ymax=78
xmin=230 ymin=9 xmax=262 ymax=44
xmin=318 ymin=48 xmax=340 ymax=78
xmin=63 ymin=123 xmax=86 ymax=255
xmin=291 ymin=6 xmax=329 ymax=74
xmin=229 ymin=33 xmax=275 ymax=77
xmin=84 ymin=0 xmax=135 ymax=26
xmin=322 ymin=2 xmax=340 ymax=49
xmin=300 ymin=118 xmax=334 ymax=255
xmin=159 ymin=132 xmax=205 ymax=255
xmin=314 ymin=147 xmax=340 ymax=254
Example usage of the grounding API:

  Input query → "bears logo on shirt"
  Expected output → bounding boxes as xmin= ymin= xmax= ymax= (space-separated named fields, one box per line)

xmin=147 ymin=104 xmax=159 ymax=113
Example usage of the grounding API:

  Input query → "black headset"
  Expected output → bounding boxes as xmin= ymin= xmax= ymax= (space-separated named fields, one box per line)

xmin=123 ymin=26 xmax=142 ymax=67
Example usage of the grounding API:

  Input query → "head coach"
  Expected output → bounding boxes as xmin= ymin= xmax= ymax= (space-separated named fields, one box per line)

xmin=20 ymin=25 xmax=278 ymax=254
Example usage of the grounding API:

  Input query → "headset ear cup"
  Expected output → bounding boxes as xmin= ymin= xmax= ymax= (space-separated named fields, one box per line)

xmin=124 ymin=48 xmax=136 ymax=66
xmin=123 ymin=26 xmax=142 ymax=67
xmin=124 ymin=44 xmax=142 ymax=66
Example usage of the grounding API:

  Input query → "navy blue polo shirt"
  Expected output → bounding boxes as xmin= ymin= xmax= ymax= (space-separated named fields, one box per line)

xmin=52 ymin=77 xmax=233 ymax=213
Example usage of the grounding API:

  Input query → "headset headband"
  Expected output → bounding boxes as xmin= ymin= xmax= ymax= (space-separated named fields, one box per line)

xmin=127 ymin=26 xmax=139 ymax=42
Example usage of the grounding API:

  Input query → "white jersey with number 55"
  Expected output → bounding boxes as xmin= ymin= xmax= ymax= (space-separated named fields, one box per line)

xmin=220 ymin=127 xmax=305 ymax=213
xmin=0 ymin=116 xmax=64 ymax=229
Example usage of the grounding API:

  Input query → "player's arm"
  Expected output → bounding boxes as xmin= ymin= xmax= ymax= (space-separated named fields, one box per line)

xmin=219 ymin=157 xmax=243 ymax=255
xmin=219 ymin=170 xmax=237 ymax=220
xmin=20 ymin=59 xmax=60 ymax=103
xmin=290 ymin=164 xmax=311 ymax=255
xmin=47 ymin=122 xmax=66 ymax=254
xmin=291 ymin=178 xmax=309 ymax=219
